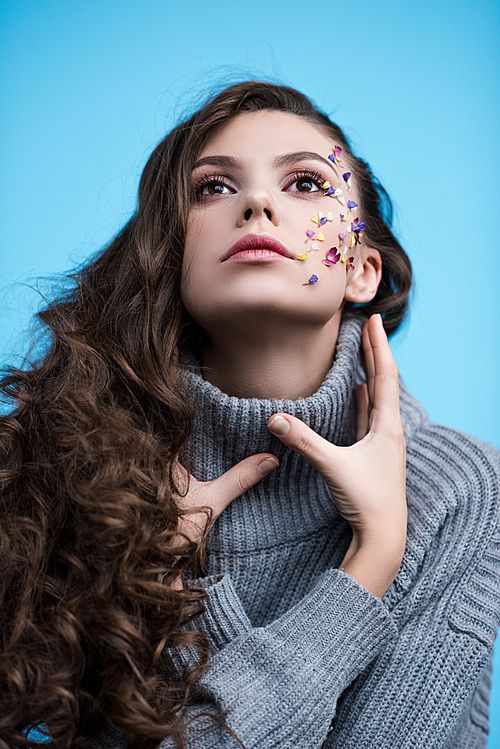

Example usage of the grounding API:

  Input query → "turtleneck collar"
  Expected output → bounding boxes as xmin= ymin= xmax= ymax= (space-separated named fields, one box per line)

xmin=179 ymin=311 xmax=427 ymax=554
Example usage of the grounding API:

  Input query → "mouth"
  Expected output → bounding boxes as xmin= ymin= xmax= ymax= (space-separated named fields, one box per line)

xmin=222 ymin=233 xmax=294 ymax=261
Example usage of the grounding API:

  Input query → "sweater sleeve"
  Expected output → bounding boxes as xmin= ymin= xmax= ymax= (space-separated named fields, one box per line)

xmin=153 ymin=566 xmax=397 ymax=749
xmin=92 ymin=567 xmax=396 ymax=749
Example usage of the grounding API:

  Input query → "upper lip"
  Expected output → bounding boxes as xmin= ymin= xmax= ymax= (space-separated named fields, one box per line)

xmin=223 ymin=233 xmax=294 ymax=261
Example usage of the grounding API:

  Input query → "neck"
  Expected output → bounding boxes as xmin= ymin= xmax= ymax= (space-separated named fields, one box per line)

xmin=200 ymin=312 xmax=343 ymax=400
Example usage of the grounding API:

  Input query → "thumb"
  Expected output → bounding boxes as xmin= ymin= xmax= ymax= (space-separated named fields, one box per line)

xmin=207 ymin=453 xmax=279 ymax=517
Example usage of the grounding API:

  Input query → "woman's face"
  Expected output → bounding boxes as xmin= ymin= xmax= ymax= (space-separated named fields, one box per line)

xmin=182 ymin=110 xmax=364 ymax=337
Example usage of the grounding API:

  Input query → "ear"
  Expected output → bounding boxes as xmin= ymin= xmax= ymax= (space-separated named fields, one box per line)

xmin=344 ymin=248 xmax=382 ymax=304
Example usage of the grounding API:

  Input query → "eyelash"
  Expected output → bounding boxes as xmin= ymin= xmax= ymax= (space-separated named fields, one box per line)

xmin=286 ymin=170 xmax=326 ymax=192
xmin=191 ymin=169 xmax=328 ymax=200
xmin=191 ymin=173 xmax=229 ymax=199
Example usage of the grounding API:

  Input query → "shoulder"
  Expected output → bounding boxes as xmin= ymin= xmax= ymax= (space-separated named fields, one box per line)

xmin=398 ymin=377 xmax=500 ymax=504
xmin=388 ymin=380 xmax=500 ymax=641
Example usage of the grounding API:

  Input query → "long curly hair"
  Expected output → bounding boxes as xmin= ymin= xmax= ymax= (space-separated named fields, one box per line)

xmin=0 ymin=81 xmax=412 ymax=748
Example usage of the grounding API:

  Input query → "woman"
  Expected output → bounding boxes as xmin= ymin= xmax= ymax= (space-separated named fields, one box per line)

xmin=1 ymin=82 xmax=498 ymax=749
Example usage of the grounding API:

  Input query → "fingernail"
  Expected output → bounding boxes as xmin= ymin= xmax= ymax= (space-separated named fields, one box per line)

xmin=258 ymin=457 xmax=279 ymax=476
xmin=268 ymin=415 xmax=290 ymax=436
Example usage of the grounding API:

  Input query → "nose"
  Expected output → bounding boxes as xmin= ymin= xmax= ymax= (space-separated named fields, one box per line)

xmin=236 ymin=186 xmax=280 ymax=228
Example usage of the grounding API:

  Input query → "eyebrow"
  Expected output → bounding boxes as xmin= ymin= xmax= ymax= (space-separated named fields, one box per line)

xmin=192 ymin=151 xmax=339 ymax=175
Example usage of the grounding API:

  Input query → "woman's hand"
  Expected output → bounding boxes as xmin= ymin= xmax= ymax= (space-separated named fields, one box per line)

xmin=267 ymin=314 xmax=407 ymax=563
xmin=171 ymin=452 xmax=279 ymax=588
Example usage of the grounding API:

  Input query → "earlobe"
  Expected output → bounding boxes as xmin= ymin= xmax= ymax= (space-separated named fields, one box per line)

xmin=344 ymin=249 xmax=382 ymax=304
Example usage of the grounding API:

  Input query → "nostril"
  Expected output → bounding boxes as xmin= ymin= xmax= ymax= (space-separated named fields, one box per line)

xmin=264 ymin=208 xmax=272 ymax=220
xmin=244 ymin=208 xmax=252 ymax=220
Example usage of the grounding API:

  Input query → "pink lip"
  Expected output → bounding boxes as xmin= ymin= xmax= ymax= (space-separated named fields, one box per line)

xmin=223 ymin=233 xmax=294 ymax=261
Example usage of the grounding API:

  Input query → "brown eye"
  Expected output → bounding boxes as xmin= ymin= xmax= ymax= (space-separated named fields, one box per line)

xmin=192 ymin=175 xmax=233 ymax=200
xmin=207 ymin=182 xmax=227 ymax=195
xmin=295 ymin=179 xmax=317 ymax=192
xmin=286 ymin=170 xmax=324 ymax=194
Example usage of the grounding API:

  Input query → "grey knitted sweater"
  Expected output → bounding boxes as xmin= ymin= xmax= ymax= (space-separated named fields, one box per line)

xmin=102 ymin=312 xmax=500 ymax=748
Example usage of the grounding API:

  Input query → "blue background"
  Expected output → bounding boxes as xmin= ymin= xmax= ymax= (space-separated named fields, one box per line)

xmin=1 ymin=0 xmax=499 ymax=743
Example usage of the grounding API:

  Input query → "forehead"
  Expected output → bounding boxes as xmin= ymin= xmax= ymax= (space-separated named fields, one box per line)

xmin=199 ymin=110 xmax=333 ymax=159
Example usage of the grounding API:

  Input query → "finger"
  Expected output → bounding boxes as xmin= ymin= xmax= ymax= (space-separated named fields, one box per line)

xmin=355 ymin=383 xmax=370 ymax=441
xmin=267 ymin=413 xmax=339 ymax=472
xmin=362 ymin=318 xmax=376 ymax=407
xmin=207 ymin=454 xmax=279 ymax=516
xmin=367 ymin=314 xmax=402 ymax=427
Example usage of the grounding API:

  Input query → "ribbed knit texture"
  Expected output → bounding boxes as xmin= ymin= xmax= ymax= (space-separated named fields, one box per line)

xmin=98 ymin=312 xmax=500 ymax=749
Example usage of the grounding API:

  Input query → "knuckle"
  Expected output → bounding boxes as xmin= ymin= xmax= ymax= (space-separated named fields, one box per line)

xmin=235 ymin=470 xmax=253 ymax=495
xmin=387 ymin=421 xmax=405 ymax=442
xmin=296 ymin=428 xmax=313 ymax=455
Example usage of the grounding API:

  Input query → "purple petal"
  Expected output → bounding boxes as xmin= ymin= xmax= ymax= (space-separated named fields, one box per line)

xmin=342 ymin=172 xmax=351 ymax=181
xmin=357 ymin=221 xmax=366 ymax=232
xmin=338 ymin=233 xmax=346 ymax=243
xmin=328 ymin=153 xmax=335 ymax=162
xmin=308 ymin=274 xmax=319 ymax=284
xmin=306 ymin=229 xmax=315 ymax=238
xmin=325 ymin=248 xmax=341 ymax=264
xmin=347 ymin=200 xmax=358 ymax=210
xmin=320 ymin=217 xmax=327 ymax=225
xmin=326 ymin=186 xmax=335 ymax=196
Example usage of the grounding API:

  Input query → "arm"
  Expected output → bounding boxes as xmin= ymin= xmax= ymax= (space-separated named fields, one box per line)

xmin=321 ymin=438 xmax=500 ymax=749
xmin=95 ymin=564 xmax=397 ymax=749
xmin=159 ymin=563 xmax=398 ymax=749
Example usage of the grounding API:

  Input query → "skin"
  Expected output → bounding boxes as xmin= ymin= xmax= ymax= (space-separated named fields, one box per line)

xmin=175 ymin=111 xmax=407 ymax=599
xmin=182 ymin=110 xmax=382 ymax=400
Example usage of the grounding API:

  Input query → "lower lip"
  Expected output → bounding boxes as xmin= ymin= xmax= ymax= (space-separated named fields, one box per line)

xmin=227 ymin=249 xmax=291 ymax=262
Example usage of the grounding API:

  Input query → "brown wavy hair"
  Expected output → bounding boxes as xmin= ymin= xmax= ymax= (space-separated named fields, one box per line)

xmin=0 ymin=81 xmax=412 ymax=748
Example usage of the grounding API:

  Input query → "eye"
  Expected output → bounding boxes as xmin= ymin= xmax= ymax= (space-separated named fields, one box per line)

xmin=192 ymin=174 xmax=234 ymax=200
xmin=286 ymin=170 xmax=325 ymax=194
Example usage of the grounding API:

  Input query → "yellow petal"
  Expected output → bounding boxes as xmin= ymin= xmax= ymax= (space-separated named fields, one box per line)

xmin=322 ymin=181 xmax=331 ymax=190
xmin=349 ymin=235 xmax=356 ymax=248
xmin=316 ymin=232 xmax=325 ymax=241
xmin=298 ymin=253 xmax=308 ymax=260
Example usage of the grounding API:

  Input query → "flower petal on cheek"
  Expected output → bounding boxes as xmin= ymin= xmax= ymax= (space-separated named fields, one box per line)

xmin=306 ymin=229 xmax=316 ymax=238
xmin=297 ymin=252 xmax=309 ymax=260
xmin=322 ymin=248 xmax=341 ymax=266
xmin=302 ymin=274 xmax=320 ymax=285
xmin=329 ymin=188 xmax=345 ymax=206
xmin=347 ymin=200 xmax=358 ymax=211
xmin=342 ymin=172 xmax=352 ymax=190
